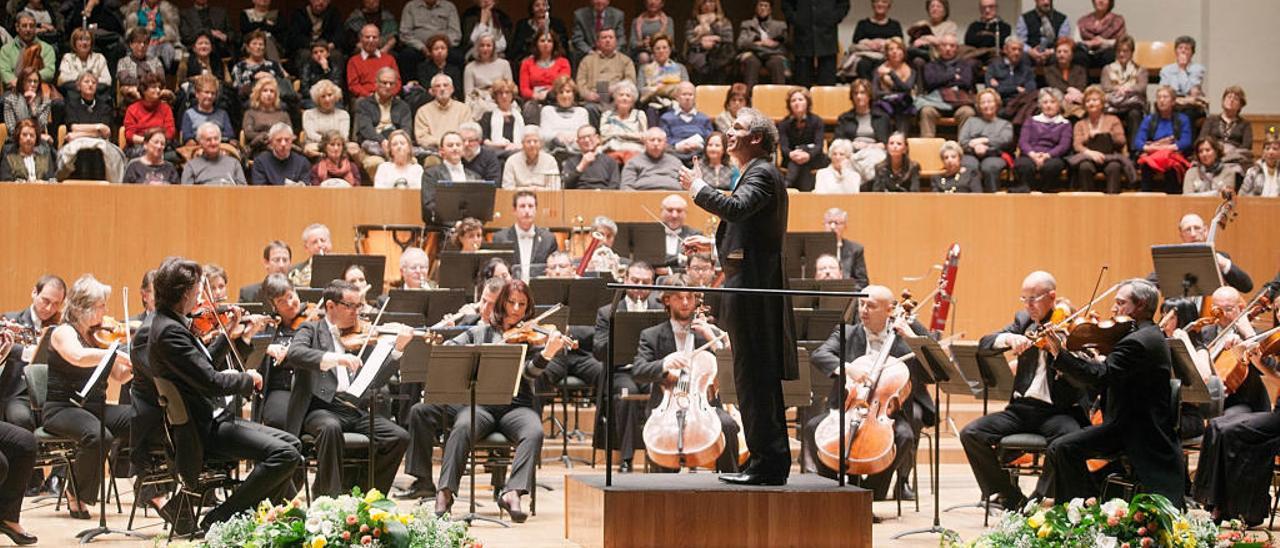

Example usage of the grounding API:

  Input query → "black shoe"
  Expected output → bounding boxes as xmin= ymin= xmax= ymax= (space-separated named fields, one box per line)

xmin=394 ymin=480 xmax=437 ymax=500
xmin=164 ymin=496 xmax=198 ymax=537
xmin=497 ymin=492 xmax=528 ymax=524
xmin=618 ymin=460 xmax=632 ymax=474
xmin=434 ymin=490 xmax=454 ymax=518
xmin=897 ymin=483 xmax=916 ymax=501
xmin=718 ymin=471 xmax=788 ymax=486
xmin=149 ymin=498 xmax=175 ymax=525
xmin=0 ymin=523 xmax=37 ymax=545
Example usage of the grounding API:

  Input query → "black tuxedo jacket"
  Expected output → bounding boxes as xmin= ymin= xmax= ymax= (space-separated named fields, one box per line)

xmin=1053 ymin=320 xmax=1183 ymax=500
xmin=0 ymin=308 xmax=35 ymax=400
xmin=693 ymin=156 xmax=798 ymax=380
xmin=979 ymin=310 xmax=1089 ymax=422
xmin=282 ymin=320 xmax=402 ymax=434
xmin=631 ymin=321 xmax=711 ymax=410
xmin=591 ymin=297 xmax=662 ymax=364
xmin=838 ymin=238 xmax=870 ymax=290
xmin=662 ymin=226 xmax=701 ymax=268
xmin=149 ymin=308 xmax=257 ymax=480
xmin=810 ymin=321 xmax=937 ymax=426
xmin=492 ymin=226 xmax=559 ymax=278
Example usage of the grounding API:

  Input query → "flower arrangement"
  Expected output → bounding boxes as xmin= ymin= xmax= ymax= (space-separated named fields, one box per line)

xmin=945 ymin=493 xmax=1272 ymax=548
xmin=198 ymin=487 xmax=477 ymax=548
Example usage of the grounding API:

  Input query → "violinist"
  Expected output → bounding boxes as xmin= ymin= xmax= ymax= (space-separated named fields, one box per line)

xmin=42 ymin=275 xmax=134 ymax=520
xmin=257 ymin=274 xmax=310 ymax=432
xmin=1193 ymin=304 xmax=1280 ymax=526
xmin=1042 ymin=278 xmax=1185 ymax=507
xmin=148 ymin=258 xmax=301 ymax=535
xmin=127 ymin=268 xmax=178 ymax=518
xmin=1 ymin=274 xmax=65 ymax=433
xmin=1199 ymin=286 xmax=1269 ymax=416
xmin=591 ymin=261 xmax=657 ymax=467
xmin=631 ymin=275 xmax=740 ymax=473
xmin=283 ymin=280 xmax=411 ymax=497
xmin=433 ymin=280 xmax=572 ymax=522
xmin=203 ymin=264 xmax=231 ymax=302
xmin=803 ymin=285 xmax=933 ymax=501
xmin=960 ymin=271 xmax=1088 ymax=512
xmin=288 ymin=223 xmax=334 ymax=288
xmin=0 ymin=331 xmax=37 ymax=545
xmin=540 ymin=251 xmax=604 ymax=387
xmin=238 ymin=240 xmax=292 ymax=303
xmin=398 ymin=278 xmax=506 ymax=502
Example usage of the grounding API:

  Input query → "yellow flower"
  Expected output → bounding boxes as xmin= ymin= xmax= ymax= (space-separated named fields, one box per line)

xmin=1027 ymin=511 xmax=1046 ymax=529
xmin=1037 ymin=524 xmax=1052 ymax=539
xmin=1173 ymin=519 xmax=1190 ymax=533
xmin=368 ymin=509 xmax=389 ymax=523
xmin=396 ymin=514 xmax=413 ymax=525
xmin=310 ymin=537 xmax=327 ymax=548
xmin=363 ymin=489 xmax=384 ymax=503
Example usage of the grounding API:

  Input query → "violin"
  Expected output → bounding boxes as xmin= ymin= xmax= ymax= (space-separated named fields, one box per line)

xmin=501 ymin=304 xmax=578 ymax=350
xmin=91 ymin=316 xmax=139 ymax=349
xmin=0 ymin=319 xmax=38 ymax=346
xmin=1211 ymin=295 xmax=1276 ymax=394
xmin=289 ymin=302 xmax=323 ymax=331
xmin=338 ymin=320 xmax=443 ymax=352
xmin=190 ymin=303 xmax=239 ymax=337
xmin=1061 ymin=314 xmax=1136 ymax=355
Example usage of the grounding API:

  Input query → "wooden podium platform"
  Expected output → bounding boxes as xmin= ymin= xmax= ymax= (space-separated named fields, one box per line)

xmin=564 ymin=474 xmax=872 ymax=547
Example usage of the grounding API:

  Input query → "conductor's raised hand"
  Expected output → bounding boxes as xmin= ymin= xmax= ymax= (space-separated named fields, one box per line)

xmin=677 ymin=158 xmax=703 ymax=191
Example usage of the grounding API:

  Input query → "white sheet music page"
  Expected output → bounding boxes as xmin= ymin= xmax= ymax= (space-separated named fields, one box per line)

xmin=345 ymin=341 xmax=394 ymax=398
xmin=76 ymin=341 xmax=121 ymax=401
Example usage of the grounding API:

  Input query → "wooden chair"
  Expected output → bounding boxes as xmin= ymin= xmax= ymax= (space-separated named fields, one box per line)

xmin=908 ymin=137 xmax=946 ymax=178
xmin=752 ymin=85 xmax=801 ymax=122
xmin=0 ymin=123 xmax=8 ymax=146
xmin=1135 ymin=41 xmax=1176 ymax=77
xmin=810 ymin=86 xmax=852 ymax=126
xmin=695 ymin=85 xmax=730 ymax=120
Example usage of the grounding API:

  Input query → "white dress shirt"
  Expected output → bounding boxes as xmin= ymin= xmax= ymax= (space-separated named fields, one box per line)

xmin=515 ymin=225 xmax=536 ymax=280
xmin=995 ymin=331 xmax=1053 ymax=404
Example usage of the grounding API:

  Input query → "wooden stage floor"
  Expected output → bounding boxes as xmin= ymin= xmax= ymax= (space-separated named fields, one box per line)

xmin=16 ymin=463 xmax=1022 ymax=547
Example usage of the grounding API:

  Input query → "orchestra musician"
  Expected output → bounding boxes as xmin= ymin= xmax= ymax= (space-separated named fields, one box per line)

xmin=148 ymin=258 xmax=302 ymax=534
xmin=1 ymin=274 xmax=65 ymax=433
xmin=399 ymin=248 xmax=435 ymax=290
xmin=433 ymin=279 xmax=572 ymax=522
xmin=541 ymin=251 xmax=604 ymax=387
xmin=814 ymin=254 xmax=842 ymax=280
xmin=657 ymin=194 xmax=700 ymax=274
xmin=448 ymin=218 xmax=485 ymax=252
xmin=1152 ymin=212 xmax=1253 ymax=331
xmin=42 ymin=275 xmax=135 ymax=520
xmin=283 ymin=280 xmax=412 ymax=497
xmin=239 ymin=241 xmax=293 ymax=303
xmin=591 ymin=261 xmax=658 ymax=471
xmin=0 ymin=332 xmax=35 ymax=545
xmin=1199 ymin=286 xmax=1268 ymax=416
xmin=823 ymin=208 xmax=870 ymax=290
xmin=257 ymin=274 xmax=309 ymax=432
xmin=1192 ymin=304 xmax=1280 ymax=526
xmin=631 ymin=275 xmax=740 ymax=473
xmin=127 ymin=268 xmax=179 ymax=517
xmin=288 ymin=223 xmax=335 ymax=288
xmin=960 ymin=271 xmax=1088 ymax=511
xmin=1043 ymin=278 xmax=1185 ymax=507
xmin=804 ymin=285 xmax=933 ymax=500
xmin=491 ymin=190 xmax=559 ymax=281
xmin=679 ymin=106 xmax=797 ymax=486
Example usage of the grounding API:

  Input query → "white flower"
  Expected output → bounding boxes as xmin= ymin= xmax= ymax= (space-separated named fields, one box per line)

xmin=1100 ymin=499 xmax=1128 ymax=517
xmin=1093 ymin=533 xmax=1118 ymax=548
xmin=1067 ymin=498 xmax=1085 ymax=524
xmin=305 ymin=516 xmax=323 ymax=534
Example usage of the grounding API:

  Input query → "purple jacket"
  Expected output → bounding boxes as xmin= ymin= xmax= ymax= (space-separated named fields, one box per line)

xmin=1018 ymin=117 xmax=1072 ymax=157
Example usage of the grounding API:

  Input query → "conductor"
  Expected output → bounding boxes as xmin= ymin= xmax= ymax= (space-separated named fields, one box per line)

xmin=679 ymin=107 xmax=798 ymax=486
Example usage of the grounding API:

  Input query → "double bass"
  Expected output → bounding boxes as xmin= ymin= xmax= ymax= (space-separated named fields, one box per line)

xmin=642 ymin=328 xmax=730 ymax=470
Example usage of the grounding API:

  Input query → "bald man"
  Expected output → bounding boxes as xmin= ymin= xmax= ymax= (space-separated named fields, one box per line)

xmin=1149 ymin=212 xmax=1254 ymax=331
xmin=620 ymin=129 xmax=685 ymax=191
xmin=960 ymin=271 xmax=1088 ymax=511
xmin=659 ymin=194 xmax=702 ymax=272
xmin=1198 ymin=286 xmax=1269 ymax=415
xmin=804 ymin=285 xmax=935 ymax=501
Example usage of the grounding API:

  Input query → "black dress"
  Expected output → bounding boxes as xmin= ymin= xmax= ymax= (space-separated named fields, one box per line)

xmin=1193 ymin=359 xmax=1280 ymax=526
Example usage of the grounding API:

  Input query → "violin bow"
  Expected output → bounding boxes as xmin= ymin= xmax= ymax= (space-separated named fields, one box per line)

xmin=121 ymin=286 xmax=132 ymax=351
xmin=200 ymin=277 xmax=248 ymax=372
xmin=355 ymin=295 xmax=394 ymax=358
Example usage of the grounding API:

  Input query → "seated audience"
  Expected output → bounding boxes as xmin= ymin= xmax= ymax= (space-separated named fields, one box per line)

xmin=458 ymin=122 xmax=503 ymax=182
xmin=373 ymin=130 xmax=423 ymax=188
xmin=123 ymin=75 xmax=176 ymax=157
xmin=1239 ymin=132 xmax=1280 ymax=197
xmin=502 ymin=128 xmax=559 ymax=189
xmin=463 ymin=32 xmax=513 ymax=116
xmin=684 ymin=0 xmax=735 ymax=84
xmin=182 ymin=32 xmax=227 ymax=81
xmin=637 ymin=33 xmax=687 ymax=106
xmin=1199 ymin=86 xmax=1253 ymax=166
xmin=659 ymin=82 xmax=713 ymax=162
xmin=629 ymin=0 xmax=675 ymax=66
xmin=179 ymin=75 xmax=236 ymax=154
xmin=302 ymin=80 xmax=351 ymax=158
xmin=714 ymin=84 xmax=749 ymax=133
xmin=905 ymin=0 xmax=957 ymax=65
xmin=736 ymin=0 xmax=787 ymax=86
xmin=1135 ymin=85 xmax=1193 ymax=193
xmin=599 ymin=80 xmax=647 ymax=162
xmin=343 ymin=0 xmax=398 ymax=57
xmin=347 ymin=24 xmax=398 ymax=99
xmin=0 ymin=13 xmax=55 ymax=88
xmin=180 ymin=0 xmax=236 ymax=60
xmin=931 ymin=140 xmax=982 ymax=193
xmin=959 ymin=89 xmax=1014 ymax=193
xmin=310 ymin=131 xmax=363 ymax=187
xmin=415 ymin=35 xmax=464 ymax=102
xmin=509 ymin=0 xmax=568 ymax=68
xmin=415 ymin=74 xmax=472 ymax=150
xmin=985 ymin=37 xmax=1037 ymax=125
xmin=1046 ymin=38 xmax=1087 ymax=119
xmin=518 ymin=29 xmax=571 ymax=104
xmin=298 ymin=41 xmax=344 ymax=105
xmin=0 ymin=119 xmax=54 ymax=182
xmin=842 ymin=0 xmax=903 ymax=80
xmin=1183 ymin=137 xmax=1240 ymax=196
xmin=397 ymin=0 xmax=462 ymax=78
xmin=354 ymin=67 xmax=414 ymax=164
xmin=871 ymin=37 xmax=915 ymax=134
xmin=57 ymin=28 xmax=111 ymax=95
xmin=539 ymin=76 xmax=591 ymax=154
xmin=814 ymin=139 xmax=863 ymax=194
xmin=621 ymin=128 xmax=684 ymax=191
xmin=776 ymin=87 xmax=826 ymax=192
xmin=3 ymin=67 xmax=53 ymax=144
xmin=117 ymin=28 xmax=166 ymax=104
xmin=963 ymin=0 xmax=1010 ymax=63
xmin=479 ymin=78 xmax=524 ymax=156
xmin=575 ymin=28 xmax=635 ymax=110
xmin=1016 ymin=0 xmax=1070 ymax=65
xmin=123 ymin=128 xmax=180 ymax=184
xmin=1013 ymin=88 xmax=1072 ymax=192
xmin=918 ymin=33 xmax=975 ymax=138
xmin=1075 ymin=0 xmax=1125 ymax=68
xmin=1160 ymin=35 xmax=1208 ymax=117
xmin=1101 ymin=35 xmax=1146 ymax=140
xmin=460 ymin=0 xmax=511 ymax=61
xmin=697 ymin=132 xmax=735 ymax=190
xmin=422 ymin=131 xmax=480 ymax=187
xmin=252 ymin=123 xmax=312 ymax=185
xmin=1069 ymin=85 xmax=1134 ymax=193
xmin=561 ymin=125 xmax=619 ymax=190
xmin=239 ymin=0 xmax=285 ymax=62
xmin=232 ymin=30 xmax=291 ymax=102
xmin=569 ymin=0 xmax=625 ymax=63
xmin=182 ymin=123 xmax=248 ymax=184
xmin=123 ymin=0 xmax=182 ymax=69
xmin=873 ymin=132 xmax=919 ymax=192
xmin=243 ymin=77 xmax=292 ymax=157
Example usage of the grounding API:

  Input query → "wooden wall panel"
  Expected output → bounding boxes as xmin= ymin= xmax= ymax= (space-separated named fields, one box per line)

xmin=1 ymin=185 xmax=1275 ymax=340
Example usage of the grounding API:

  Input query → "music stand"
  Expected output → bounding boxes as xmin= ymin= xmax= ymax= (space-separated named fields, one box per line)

xmin=1151 ymin=244 xmax=1225 ymax=300
xmin=437 ymin=250 xmax=515 ymax=299
xmin=715 ymin=348 xmax=813 ymax=408
xmin=789 ymin=279 xmax=858 ymax=310
xmin=530 ymin=305 xmax=569 ymax=333
xmin=892 ymin=335 xmax=955 ymax=540
xmin=951 ymin=343 xmax=1014 ymax=415
xmin=297 ymin=288 xmax=324 ymax=304
xmin=311 ymin=255 xmax=387 ymax=299
xmin=385 ymin=288 xmax=468 ymax=326
xmin=431 ymin=181 xmax=498 ymax=225
xmin=783 ymin=232 xmax=838 ymax=279
xmin=243 ymin=334 xmax=274 ymax=422
xmin=529 ymin=278 xmax=611 ymax=325
xmin=612 ymin=223 xmax=669 ymax=266
xmin=404 ymin=344 xmax=526 ymax=527
xmin=793 ymin=309 xmax=843 ymax=343
xmin=1168 ymin=338 xmax=1213 ymax=405
xmin=609 ymin=311 xmax=668 ymax=367
xmin=29 ymin=328 xmax=53 ymax=365
xmin=480 ymin=241 xmax=515 ymax=252
xmin=372 ymin=312 xmax=426 ymax=327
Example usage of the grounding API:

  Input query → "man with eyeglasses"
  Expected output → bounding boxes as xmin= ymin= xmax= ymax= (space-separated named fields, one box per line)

xmin=1152 ymin=213 xmax=1253 ymax=333
xmin=824 ymin=207 xmax=869 ymax=290
xmin=284 ymin=280 xmax=413 ymax=496
xmin=959 ymin=270 xmax=1089 ymax=511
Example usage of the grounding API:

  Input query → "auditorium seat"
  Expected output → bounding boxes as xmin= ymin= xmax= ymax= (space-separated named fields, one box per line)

xmin=908 ymin=137 xmax=945 ymax=178
xmin=810 ymin=86 xmax=851 ymax=126
xmin=695 ymin=85 xmax=730 ymax=120
xmin=1135 ymin=41 xmax=1176 ymax=78
xmin=752 ymin=85 xmax=800 ymax=122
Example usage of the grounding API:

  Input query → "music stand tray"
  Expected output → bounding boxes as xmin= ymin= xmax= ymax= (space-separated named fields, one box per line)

xmin=793 ymin=308 xmax=843 ymax=342
xmin=1151 ymin=243 xmax=1225 ymax=300
xmin=613 ymin=223 xmax=669 ymax=266
xmin=789 ymin=279 xmax=858 ymax=311
xmin=373 ymin=312 xmax=427 ymax=327
xmin=609 ymin=311 xmax=668 ymax=367
xmin=432 ymin=181 xmax=498 ymax=225
xmin=385 ymin=288 xmax=468 ymax=326
xmin=783 ymin=232 xmax=838 ymax=280
xmin=311 ymin=255 xmax=387 ymax=299
xmin=529 ymin=278 xmax=610 ymax=325
xmin=715 ymin=348 xmax=813 ymax=408
xmin=437 ymin=250 xmax=515 ymax=298
xmin=906 ymin=337 xmax=976 ymax=398
xmin=296 ymin=288 xmax=325 ymax=304
xmin=950 ymin=342 xmax=1014 ymax=401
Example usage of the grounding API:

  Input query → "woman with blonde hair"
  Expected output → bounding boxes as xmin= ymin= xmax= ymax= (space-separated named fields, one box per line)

xmin=373 ymin=130 xmax=423 ymax=188
xmin=302 ymin=79 xmax=351 ymax=158
xmin=243 ymin=76 xmax=291 ymax=157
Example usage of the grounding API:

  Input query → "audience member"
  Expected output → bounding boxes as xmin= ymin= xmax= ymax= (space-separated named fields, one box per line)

xmin=344 ymin=0 xmax=398 ymax=56
xmin=1045 ymin=38 xmax=1087 ymax=119
xmin=123 ymin=75 xmax=177 ymax=157
xmin=834 ymin=79 xmax=889 ymax=182
xmin=1182 ymin=137 xmax=1240 ymax=196
xmin=182 ymin=123 xmax=248 ymax=184
xmin=239 ymin=0 xmax=285 ymax=61
xmin=123 ymin=128 xmax=180 ymax=184
xmin=1239 ymin=131 xmax=1279 ymax=197
xmin=931 ymin=140 xmax=982 ymax=192
xmin=233 ymin=30 xmax=291 ymax=101
xmin=814 ymin=139 xmax=863 ymax=194
xmin=570 ymin=0 xmax=627 ymax=63
xmin=1069 ymin=85 xmax=1133 ymax=193
xmin=842 ymin=0 xmax=902 ymax=81
xmin=659 ymin=82 xmax=713 ymax=162
xmin=1199 ymin=86 xmax=1253 ymax=166
xmin=621 ymin=127 xmax=683 ymax=191
xmin=458 ymin=122 xmax=503 ymax=181
xmin=416 ymin=73 xmax=473 ymax=150
xmin=1076 ymin=0 xmax=1125 ymax=68
xmin=252 ymin=123 xmax=312 ymax=185
xmin=871 ymin=38 xmax=916 ymax=134
xmin=502 ymin=127 xmax=560 ymax=189
xmin=0 ymin=13 xmax=55 ymax=88
xmin=561 ymin=125 xmax=620 ymax=189
xmin=400 ymin=0 xmax=462 ymax=76
xmin=117 ymin=28 xmax=165 ymax=103
xmin=736 ymin=0 xmax=788 ymax=86
xmin=714 ymin=83 xmax=749 ymax=134
xmin=348 ymin=24 xmax=400 ymax=99
xmin=1101 ymin=35 xmax=1146 ymax=140
xmin=1016 ymin=0 xmax=1070 ymax=65
xmin=599 ymin=79 xmax=647 ymax=162
xmin=423 ymin=131 xmax=480 ymax=186
xmin=1160 ymin=35 xmax=1207 ymax=116
xmin=986 ymin=37 xmax=1037 ymax=125
xmin=463 ymin=32 xmax=513 ymax=115
xmin=281 ymin=0 xmax=343 ymax=68
xmin=0 ymin=119 xmax=53 ymax=182
xmin=3 ymin=67 xmax=53 ymax=143
xmin=684 ymin=0 xmax=734 ymax=84
xmin=575 ymin=28 xmax=635 ymax=110
xmin=963 ymin=0 xmax=1010 ymax=63
xmin=243 ymin=77 xmax=292 ymax=157
xmin=373 ymin=130 xmax=423 ymax=188
xmin=785 ymin=0 xmax=847 ymax=87
xmin=1135 ymin=85 xmax=1193 ymax=193
xmin=637 ymin=33 xmax=686 ymax=106
xmin=302 ymin=80 xmax=351 ymax=158
xmin=698 ymin=131 xmax=735 ymax=190
xmin=479 ymin=78 xmax=524 ymax=154
xmin=518 ymin=29 xmax=570 ymax=104
xmin=416 ymin=34 xmax=464 ymax=101
xmin=310 ymin=131 xmax=362 ymax=186
xmin=354 ymin=67 xmax=414 ymax=163
xmin=777 ymin=87 xmax=826 ymax=192
xmin=509 ymin=0 xmax=568 ymax=68
xmin=539 ymin=76 xmax=591 ymax=154
xmin=1012 ymin=88 xmax=1071 ymax=192
xmin=122 ymin=0 xmax=182 ymax=69
xmin=179 ymin=75 xmax=235 ymax=150
xmin=906 ymin=0 xmax=957 ymax=66
xmin=917 ymin=33 xmax=975 ymax=138
xmin=959 ymin=89 xmax=1013 ymax=193
xmin=873 ymin=132 xmax=919 ymax=192
xmin=57 ymin=28 xmax=111 ymax=95
xmin=460 ymin=0 xmax=512 ymax=61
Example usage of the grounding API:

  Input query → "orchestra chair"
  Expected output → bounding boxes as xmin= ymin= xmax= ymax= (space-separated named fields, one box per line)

xmin=695 ymin=85 xmax=730 ymax=120
xmin=297 ymin=430 xmax=372 ymax=504
xmin=810 ymin=86 xmax=851 ymax=126
xmin=23 ymin=363 xmax=84 ymax=512
xmin=154 ymin=377 xmax=240 ymax=540
xmin=752 ymin=85 xmax=800 ymax=122
xmin=1100 ymin=379 xmax=1182 ymax=503
xmin=908 ymin=137 xmax=946 ymax=178
xmin=991 ymin=432 xmax=1050 ymax=526
xmin=470 ymin=430 xmax=538 ymax=517
xmin=538 ymin=375 xmax=594 ymax=469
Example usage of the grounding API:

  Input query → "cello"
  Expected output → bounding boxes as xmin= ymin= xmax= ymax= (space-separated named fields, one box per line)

xmin=642 ymin=329 xmax=731 ymax=470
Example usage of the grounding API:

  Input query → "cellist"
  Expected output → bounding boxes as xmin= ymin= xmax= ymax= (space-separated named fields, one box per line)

xmin=803 ymin=285 xmax=933 ymax=501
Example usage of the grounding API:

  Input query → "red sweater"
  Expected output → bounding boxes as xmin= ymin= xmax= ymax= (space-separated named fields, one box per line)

xmin=347 ymin=51 xmax=401 ymax=98
xmin=519 ymin=56 xmax=570 ymax=100
xmin=124 ymin=100 xmax=176 ymax=142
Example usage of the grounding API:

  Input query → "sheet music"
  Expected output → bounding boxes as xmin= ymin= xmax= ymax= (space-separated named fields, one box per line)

xmin=345 ymin=341 xmax=394 ymax=398
xmin=76 ymin=341 xmax=120 ymax=401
